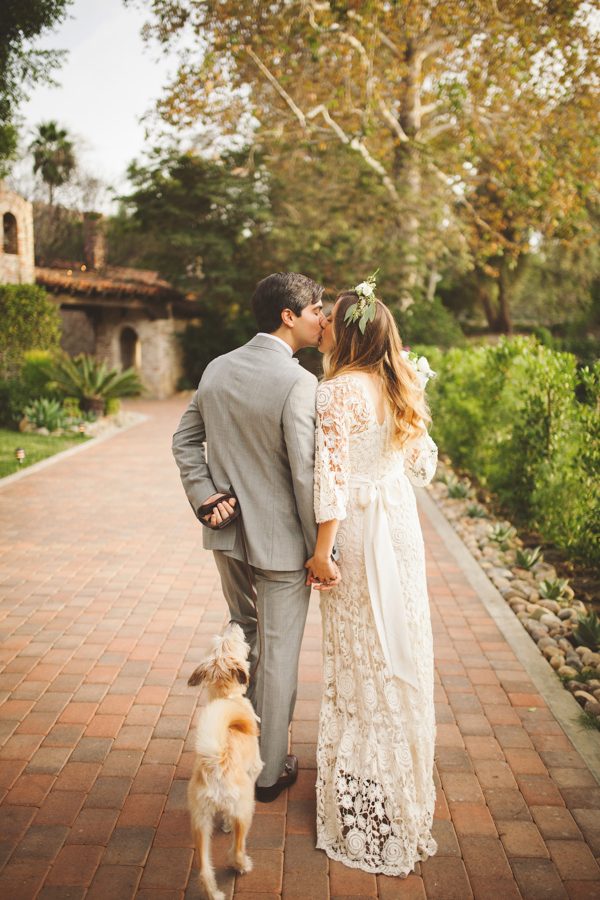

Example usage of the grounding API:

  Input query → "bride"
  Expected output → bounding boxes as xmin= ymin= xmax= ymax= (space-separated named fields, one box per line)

xmin=305 ymin=278 xmax=438 ymax=877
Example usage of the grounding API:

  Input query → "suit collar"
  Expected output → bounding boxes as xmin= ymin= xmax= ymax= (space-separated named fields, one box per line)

xmin=247 ymin=333 xmax=297 ymax=360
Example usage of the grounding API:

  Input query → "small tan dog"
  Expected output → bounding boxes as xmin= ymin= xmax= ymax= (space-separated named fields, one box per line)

xmin=187 ymin=622 xmax=263 ymax=900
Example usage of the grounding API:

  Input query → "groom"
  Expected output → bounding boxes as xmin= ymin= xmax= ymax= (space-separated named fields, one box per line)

xmin=172 ymin=272 xmax=336 ymax=802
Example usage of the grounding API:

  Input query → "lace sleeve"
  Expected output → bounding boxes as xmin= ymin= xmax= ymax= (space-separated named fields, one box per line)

xmin=403 ymin=429 xmax=438 ymax=487
xmin=314 ymin=380 xmax=350 ymax=523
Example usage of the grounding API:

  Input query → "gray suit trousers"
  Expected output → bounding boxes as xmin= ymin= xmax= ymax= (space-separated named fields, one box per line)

xmin=213 ymin=550 xmax=310 ymax=787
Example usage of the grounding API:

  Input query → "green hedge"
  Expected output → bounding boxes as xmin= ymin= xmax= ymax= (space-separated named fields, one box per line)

xmin=420 ymin=337 xmax=600 ymax=567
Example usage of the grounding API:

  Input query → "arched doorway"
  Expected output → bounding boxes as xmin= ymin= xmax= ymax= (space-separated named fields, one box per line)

xmin=119 ymin=326 xmax=140 ymax=370
xmin=3 ymin=212 xmax=18 ymax=254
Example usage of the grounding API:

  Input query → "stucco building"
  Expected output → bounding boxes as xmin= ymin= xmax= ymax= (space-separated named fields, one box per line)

xmin=0 ymin=183 xmax=199 ymax=398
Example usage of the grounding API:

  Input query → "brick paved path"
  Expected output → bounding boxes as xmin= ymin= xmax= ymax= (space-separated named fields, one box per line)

xmin=1 ymin=397 xmax=599 ymax=900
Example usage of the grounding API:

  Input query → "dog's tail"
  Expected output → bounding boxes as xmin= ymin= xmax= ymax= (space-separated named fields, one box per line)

xmin=194 ymin=698 xmax=258 ymax=773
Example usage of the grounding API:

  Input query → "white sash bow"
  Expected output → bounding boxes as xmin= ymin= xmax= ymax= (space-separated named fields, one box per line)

xmin=351 ymin=469 xmax=418 ymax=689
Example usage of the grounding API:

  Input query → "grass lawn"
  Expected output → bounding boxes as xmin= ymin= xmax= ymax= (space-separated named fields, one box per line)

xmin=0 ymin=428 xmax=90 ymax=479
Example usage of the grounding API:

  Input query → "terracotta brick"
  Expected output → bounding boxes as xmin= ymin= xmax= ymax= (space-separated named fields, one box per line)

xmin=26 ymin=745 xmax=73 ymax=775
xmin=34 ymin=790 xmax=85 ymax=826
xmin=86 ymin=864 xmax=142 ymax=900
xmin=548 ymin=767 xmax=598 ymax=789
xmin=84 ymin=776 xmax=132 ymax=809
xmin=4 ymin=772 xmax=55 ymax=806
xmin=246 ymin=812 xmax=285 ymax=850
xmin=12 ymin=823 xmax=68 ymax=861
xmin=563 ymin=881 xmax=600 ymax=899
xmin=377 ymin=873 xmax=426 ymax=898
xmin=117 ymin=793 xmax=165 ymax=828
xmin=139 ymin=846 xmax=194 ymax=890
xmin=103 ymin=826 xmax=154 ymax=866
xmin=463 ymin=735 xmax=504 ymax=760
xmin=46 ymin=843 xmax=104 ymax=886
xmin=483 ymin=788 xmax=532 ymax=822
xmin=0 ymin=858 xmax=50 ymax=897
xmin=511 ymin=857 xmax=568 ymax=899
xmin=571 ymin=809 xmax=600 ymax=855
xmin=286 ymin=798 xmax=315 ymax=835
xmin=67 ymin=807 xmax=119 ymax=845
xmin=474 ymin=759 xmax=518 ymax=790
xmin=102 ymin=749 xmax=144 ymax=778
xmin=54 ymin=761 xmax=101 ymax=792
xmin=450 ymin=802 xmax=497 ymax=836
xmin=467 ymin=875 xmax=522 ymax=899
xmin=559 ymin=787 xmax=600 ymax=809
xmin=517 ymin=775 xmax=565 ymax=808
xmin=154 ymin=809 xmax=194 ymax=849
xmin=547 ymin=840 xmax=600 ymax=881
xmin=497 ymin=820 xmax=549 ymax=858
xmin=143 ymin=737 xmax=183 ymax=765
xmin=459 ymin=834 xmax=513 ymax=881
xmin=504 ymin=748 xmax=548 ymax=776
xmin=509 ymin=692 xmax=546 ymax=707
xmin=329 ymin=859 xmax=377 ymax=895
xmin=431 ymin=818 xmax=461 ymax=857
xmin=421 ymin=856 xmax=473 ymax=899
xmin=531 ymin=805 xmax=582 ymax=841
xmin=57 ymin=702 xmax=97 ymax=725
xmin=130 ymin=763 xmax=174 ymax=794
xmin=112 ymin=724 xmax=153 ymax=750
xmin=440 ymin=772 xmax=484 ymax=803
xmin=84 ymin=714 xmax=124 ymax=738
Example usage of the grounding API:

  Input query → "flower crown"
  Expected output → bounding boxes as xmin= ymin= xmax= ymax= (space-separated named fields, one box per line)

xmin=344 ymin=270 xmax=379 ymax=334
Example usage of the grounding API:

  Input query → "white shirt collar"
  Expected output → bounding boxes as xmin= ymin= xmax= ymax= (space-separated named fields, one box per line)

xmin=256 ymin=332 xmax=293 ymax=356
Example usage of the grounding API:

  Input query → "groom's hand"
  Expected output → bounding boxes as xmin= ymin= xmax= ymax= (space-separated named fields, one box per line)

xmin=200 ymin=493 xmax=237 ymax=527
xmin=305 ymin=555 xmax=341 ymax=591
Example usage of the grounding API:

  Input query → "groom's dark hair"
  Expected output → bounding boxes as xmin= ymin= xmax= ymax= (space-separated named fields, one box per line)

xmin=251 ymin=273 xmax=324 ymax=333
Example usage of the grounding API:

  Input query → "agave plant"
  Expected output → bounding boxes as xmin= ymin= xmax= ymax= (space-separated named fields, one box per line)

xmin=24 ymin=397 xmax=68 ymax=431
xmin=489 ymin=524 xmax=517 ymax=550
xmin=466 ymin=503 xmax=487 ymax=518
xmin=539 ymin=578 xmax=571 ymax=602
xmin=514 ymin=546 xmax=544 ymax=570
xmin=447 ymin=477 xmax=471 ymax=499
xmin=42 ymin=354 xmax=143 ymax=414
xmin=573 ymin=611 xmax=600 ymax=652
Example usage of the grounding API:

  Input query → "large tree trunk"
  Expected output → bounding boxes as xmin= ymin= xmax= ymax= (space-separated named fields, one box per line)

xmin=394 ymin=39 xmax=425 ymax=309
xmin=497 ymin=264 xmax=513 ymax=334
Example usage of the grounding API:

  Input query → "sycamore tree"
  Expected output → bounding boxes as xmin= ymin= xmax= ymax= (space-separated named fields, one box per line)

xmin=134 ymin=0 xmax=599 ymax=326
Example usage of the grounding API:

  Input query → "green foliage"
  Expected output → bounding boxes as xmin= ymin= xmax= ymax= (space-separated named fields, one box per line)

xmin=0 ymin=426 xmax=87 ymax=478
xmin=446 ymin=477 xmax=471 ymax=499
xmin=396 ymin=297 xmax=466 ymax=349
xmin=0 ymin=286 xmax=61 ymax=379
xmin=24 ymin=397 xmax=67 ymax=431
xmin=573 ymin=611 xmax=600 ymax=652
xmin=0 ymin=1 xmax=72 ymax=174
xmin=514 ymin=546 xmax=543 ymax=570
xmin=428 ymin=337 xmax=600 ymax=566
xmin=466 ymin=503 xmax=487 ymax=518
xmin=30 ymin=120 xmax=76 ymax=204
xmin=489 ymin=524 xmax=517 ymax=549
xmin=539 ymin=578 xmax=571 ymax=603
xmin=42 ymin=354 xmax=143 ymax=413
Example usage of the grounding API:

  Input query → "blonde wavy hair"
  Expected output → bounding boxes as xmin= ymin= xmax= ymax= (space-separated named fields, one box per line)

xmin=323 ymin=291 xmax=430 ymax=446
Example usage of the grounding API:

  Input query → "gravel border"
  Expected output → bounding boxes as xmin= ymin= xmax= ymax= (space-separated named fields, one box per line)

xmin=418 ymin=488 xmax=600 ymax=784
xmin=0 ymin=413 xmax=149 ymax=491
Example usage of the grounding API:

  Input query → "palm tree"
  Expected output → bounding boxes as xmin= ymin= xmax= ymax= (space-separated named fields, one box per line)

xmin=30 ymin=121 xmax=76 ymax=205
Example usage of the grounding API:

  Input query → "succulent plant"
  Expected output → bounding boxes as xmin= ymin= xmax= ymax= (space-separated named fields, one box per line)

xmin=447 ymin=477 xmax=471 ymax=499
xmin=514 ymin=546 xmax=544 ymax=570
xmin=466 ymin=504 xmax=487 ymax=518
xmin=489 ymin=524 xmax=517 ymax=550
xmin=573 ymin=611 xmax=600 ymax=652
xmin=539 ymin=578 xmax=571 ymax=602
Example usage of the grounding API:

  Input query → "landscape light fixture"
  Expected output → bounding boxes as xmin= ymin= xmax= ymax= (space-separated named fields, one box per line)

xmin=15 ymin=448 xmax=25 ymax=464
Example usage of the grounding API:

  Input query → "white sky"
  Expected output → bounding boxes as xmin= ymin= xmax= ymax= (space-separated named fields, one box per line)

xmin=18 ymin=0 xmax=175 ymax=202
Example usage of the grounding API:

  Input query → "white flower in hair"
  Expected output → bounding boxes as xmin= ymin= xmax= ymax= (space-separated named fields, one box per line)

xmin=402 ymin=349 xmax=437 ymax=388
xmin=344 ymin=270 xmax=379 ymax=334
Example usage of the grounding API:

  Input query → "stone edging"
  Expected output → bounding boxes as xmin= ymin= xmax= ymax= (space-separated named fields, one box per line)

xmin=0 ymin=414 xmax=149 ymax=491
xmin=417 ymin=488 xmax=600 ymax=784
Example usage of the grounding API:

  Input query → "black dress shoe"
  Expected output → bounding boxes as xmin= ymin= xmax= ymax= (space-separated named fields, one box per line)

xmin=255 ymin=755 xmax=298 ymax=803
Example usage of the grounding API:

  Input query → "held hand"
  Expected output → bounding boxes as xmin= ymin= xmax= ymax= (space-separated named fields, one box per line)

xmin=305 ymin=555 xmax=341 ymax=591
xmin=200 ymin=493 xmax=237 ymax=527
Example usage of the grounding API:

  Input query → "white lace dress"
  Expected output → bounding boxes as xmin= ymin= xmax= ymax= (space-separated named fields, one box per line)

xmin=314 ymin=374 xmax=438 ymax=877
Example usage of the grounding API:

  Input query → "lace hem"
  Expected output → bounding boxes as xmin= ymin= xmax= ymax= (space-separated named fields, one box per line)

xmin=316 ymin=836 xmax=438 ymax=877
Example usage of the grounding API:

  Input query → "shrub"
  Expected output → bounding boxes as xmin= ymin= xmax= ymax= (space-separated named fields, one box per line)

xmin=42 ymin=354 xmax=143 ymax=414
xmin=395 ymin=297 xmax=466 ymax=350
xmin=428 ymin=337 xmax=600 ymax=566
xmin=24 ymin=398 xmax=68 ymax=431
xmin=0 ymin=284 xmax=61 ymax=379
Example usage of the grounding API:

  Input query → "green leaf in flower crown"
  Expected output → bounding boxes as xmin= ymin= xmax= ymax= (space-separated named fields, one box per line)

xmin=344 ymin=303 xmax=358 ymax=322
xmin=359 ymin=312 xmax=369 ymax=333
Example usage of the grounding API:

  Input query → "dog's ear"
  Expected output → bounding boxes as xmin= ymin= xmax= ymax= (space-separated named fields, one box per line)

xmin=234 ymin=665 xmax=249 ymax=685
xmin=187 ymin=662 xmax=209 ymax=687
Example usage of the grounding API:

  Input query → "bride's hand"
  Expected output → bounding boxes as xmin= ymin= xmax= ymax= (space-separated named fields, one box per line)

xmin=305 ymin=555 xmax=341 ymax=590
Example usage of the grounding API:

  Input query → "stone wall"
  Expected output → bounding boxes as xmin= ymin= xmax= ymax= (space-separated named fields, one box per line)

xmin=0 ymin=183 xmax=35 ymax=284
xmin=95 ymin=310 xmax=186 ymax=399
xmin=59 ymin=309 xmax=96 ymax=356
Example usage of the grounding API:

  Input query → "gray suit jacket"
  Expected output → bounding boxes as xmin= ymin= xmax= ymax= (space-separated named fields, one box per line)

xmin=172 ymin=334 xmax=318 ymax=571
